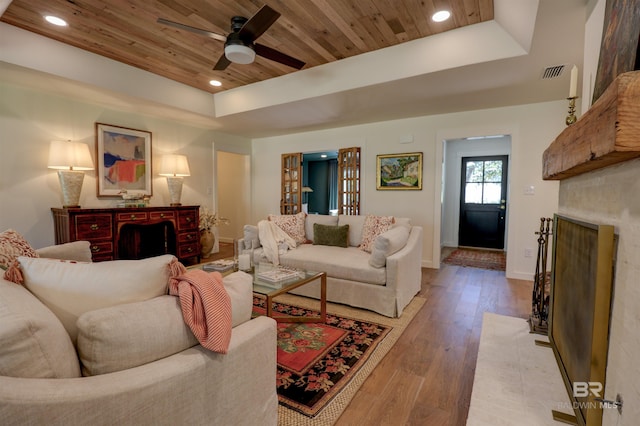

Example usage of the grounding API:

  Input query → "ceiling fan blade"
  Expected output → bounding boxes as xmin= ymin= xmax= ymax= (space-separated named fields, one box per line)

xmin=255 ymin=43 xmax=305 ymax=70
xmin=238 ymin=5 xmax=280 ymax=41
xmin=213 ymin=53 xmax=232 ymax=71
xmin=157 ymin=18 xmax=227 ymax=42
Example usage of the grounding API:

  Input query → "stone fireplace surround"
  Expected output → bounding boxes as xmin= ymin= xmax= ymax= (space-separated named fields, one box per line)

xmin=543 ymin=71 xmax=640 ymax=424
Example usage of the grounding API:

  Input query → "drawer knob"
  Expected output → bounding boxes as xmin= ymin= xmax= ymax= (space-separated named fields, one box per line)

xmin=186 ymin=217 xmax=192 ymax=223
xmin=186 ymin=234 xmax=193 ymax=240
xmin=91 ymin=245 xmax=100 ymax=252
xmin=187 ymin=247 xmax=193 ymax=252
xmin=130 ymin=214 xmax=137 ymax=220
xmin=160 ymin=213 xmax=165 ymax=218
xmin=90 ymin=224 xmax=99 ymax=231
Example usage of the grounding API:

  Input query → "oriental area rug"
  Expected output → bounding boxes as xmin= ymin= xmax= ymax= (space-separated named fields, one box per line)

xmin=442 ymin=247 xmax=506 ymax=271
xmin=252 ymin=294 xmax=425 ymax=426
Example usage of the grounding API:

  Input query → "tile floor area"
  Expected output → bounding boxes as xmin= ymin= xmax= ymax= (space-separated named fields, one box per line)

xmin=466 ymin=313 xmax=573 ymax=425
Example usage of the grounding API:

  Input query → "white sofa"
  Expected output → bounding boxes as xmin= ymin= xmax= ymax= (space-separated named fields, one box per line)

xmin=241 ymin=214 xmax=423 ymax=318
xmin=0 ymin=241 xmax=278 ymax=426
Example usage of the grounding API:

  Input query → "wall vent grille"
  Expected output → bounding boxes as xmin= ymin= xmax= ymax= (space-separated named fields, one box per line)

xmin=542 ymin=65 xmax=566 ymax=79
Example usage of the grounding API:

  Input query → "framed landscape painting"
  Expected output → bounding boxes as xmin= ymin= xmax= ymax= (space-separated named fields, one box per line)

xmin=376 ymin=152 xmax=423 ymax=190
xmin=96 ymin=123 xmax=152 ymax=197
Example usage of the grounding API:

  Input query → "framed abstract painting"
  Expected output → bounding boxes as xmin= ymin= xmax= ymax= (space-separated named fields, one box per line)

xmin=376 ymin=152 xmax=423 ymax=190
xmin=95 ymin=123 xmax=152 ymax=197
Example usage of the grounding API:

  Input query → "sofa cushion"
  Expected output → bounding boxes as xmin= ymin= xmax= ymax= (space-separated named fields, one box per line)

xmin=268 ymin=212 xmax=307 ymax=245
xmin=17 ymin=254 xmax=174 ymax=343
xmin=36 ymin=240 xmax=93 ymax=262
xmin=280 ymin=245 xmax=386 ymax=285
xmin=76 ymin=271 xmax=253 ymax=376
xmin=359 ymin=215 xmax=395 ymax=253
xmin=0 ymin=229 xmax=38 ymax=272
xmin=313 ymin=224 xmax=349 ymax=248
xmin=0 ymin=279 xmax=81 ymax=378
xmin=337 ymin=215 xmax=366 ymax=247
xmin=369 ymin=226 xmax=411 ymax=268
xmin=305 ymin=214 xmax=338 ymax=242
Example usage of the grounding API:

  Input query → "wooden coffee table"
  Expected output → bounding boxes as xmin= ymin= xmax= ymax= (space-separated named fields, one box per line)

xmin=252 ymin=268 xmax=327 ymax=323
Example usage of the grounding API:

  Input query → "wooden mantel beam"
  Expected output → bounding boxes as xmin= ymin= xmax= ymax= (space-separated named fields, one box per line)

xmin=543 ymin=71 xmax=640 ymax=180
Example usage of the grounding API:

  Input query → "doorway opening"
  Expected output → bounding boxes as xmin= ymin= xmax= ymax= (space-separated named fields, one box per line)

xmin=440 ymin=135 xmax=511 ymax=263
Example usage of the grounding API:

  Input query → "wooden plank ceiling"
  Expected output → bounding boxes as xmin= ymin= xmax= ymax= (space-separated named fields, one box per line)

xmin=1 ymin=0 xmax=494 ymax=94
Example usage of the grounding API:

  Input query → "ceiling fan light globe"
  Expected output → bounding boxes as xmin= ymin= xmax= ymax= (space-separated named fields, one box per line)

xmin=225 ymin=44 xmax=256 ymax=64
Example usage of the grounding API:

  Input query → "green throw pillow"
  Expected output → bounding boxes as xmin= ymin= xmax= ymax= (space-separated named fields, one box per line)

xmin=313 ymin=224 xmax=349 ymax=248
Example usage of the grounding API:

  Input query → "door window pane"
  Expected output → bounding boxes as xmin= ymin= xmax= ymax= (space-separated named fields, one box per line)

xmin=483 ymin=183 xmax=502 ymax=204
xmin=465 ymin=183 xmax=483 ymax=203
xmin=484 ymin=161 xmax=502 ymax=182
xmin=466 ymin=161 xmax=484 ymax=182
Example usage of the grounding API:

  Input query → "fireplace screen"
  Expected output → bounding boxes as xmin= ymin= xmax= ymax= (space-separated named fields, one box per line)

xmin=549 ymin=215 xmax=616 ymax=426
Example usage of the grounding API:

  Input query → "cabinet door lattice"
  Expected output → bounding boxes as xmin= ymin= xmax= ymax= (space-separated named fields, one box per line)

xmin=281 ymin=153 xmax=302 ymax=214
xmin=338 ymin=147 xmax=361 ymax=215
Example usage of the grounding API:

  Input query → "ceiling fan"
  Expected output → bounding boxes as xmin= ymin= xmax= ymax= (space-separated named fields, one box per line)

xmin=157 ymin=5 xmax=305 ymax=71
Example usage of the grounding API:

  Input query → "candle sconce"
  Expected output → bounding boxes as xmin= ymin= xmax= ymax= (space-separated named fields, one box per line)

xmin=566 ymin=96 xmax=578 ymax=126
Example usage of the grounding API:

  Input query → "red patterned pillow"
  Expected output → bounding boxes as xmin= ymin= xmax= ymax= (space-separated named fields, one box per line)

xmin=0 ymin=229 xmax=38 ymax=272
xmin=268 ymin=212 xmax=307 ymax=245
xmin=359 ymin=215 xmax=394 ymax=253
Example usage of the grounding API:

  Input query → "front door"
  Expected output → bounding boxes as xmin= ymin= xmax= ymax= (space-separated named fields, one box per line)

xmin=458 ymin=155 xmax=508 ymax=249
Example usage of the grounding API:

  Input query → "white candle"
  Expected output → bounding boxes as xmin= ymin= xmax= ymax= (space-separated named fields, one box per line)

xmin=569 ymin=65 xmax=578 ymax=98
xmin=238 ymin=253 xmax=251 ymax=271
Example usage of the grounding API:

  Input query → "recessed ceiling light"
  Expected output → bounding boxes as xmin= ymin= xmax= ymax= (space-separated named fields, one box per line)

xmin=44 ymin=15 xmax=68 ymax=26
xmin=209 ymin=80 xmax=222 ymax=87
xmin=432 ymin=10 xmax=451 ymax=22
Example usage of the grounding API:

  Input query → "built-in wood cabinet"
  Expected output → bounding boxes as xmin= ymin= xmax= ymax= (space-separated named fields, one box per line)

xmin=52 ymin=206 xmax=200 ymax=263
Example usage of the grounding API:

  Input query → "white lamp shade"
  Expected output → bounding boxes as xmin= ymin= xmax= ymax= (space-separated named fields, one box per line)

xmin=48 ymin=141 xmax=94 ymax=170
xmin=158 ymin=154 xmax=191 ymax=177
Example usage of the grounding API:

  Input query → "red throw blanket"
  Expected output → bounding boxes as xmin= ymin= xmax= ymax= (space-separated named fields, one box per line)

xmin=168 ymin=261 xmax=232 ymax=354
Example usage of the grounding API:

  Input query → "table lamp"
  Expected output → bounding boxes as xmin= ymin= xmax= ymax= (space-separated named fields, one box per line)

xmin=48 ymin=140 xmax=94 ymax=208
xmin=159 ymin=154 xmax=190 ymax=206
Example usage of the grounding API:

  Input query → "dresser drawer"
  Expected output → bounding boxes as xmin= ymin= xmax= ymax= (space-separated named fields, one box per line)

xmin=89 ymin=241 xmax=114 ymax=261
xmin=74 ymin=214 xmax=112 ymax=239
xmin=116 ymin=211 xmax=149 ymax=222
xmin=177 ymin=242 xmax=198 ymax=258
xmin=178 ymin=231 xmax=198 ymax=244
xmin=178 ymin=210 xmax=198 ymax=230
xmin=150 ymin=211 xmax=175 ymax=221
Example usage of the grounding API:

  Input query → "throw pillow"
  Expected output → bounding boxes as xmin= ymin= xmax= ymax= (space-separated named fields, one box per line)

xmin=305 ymin=214 xmax=338 ymax=243
xmin=243 ymin=224 xmax=260 ymax=250
xmin=0 ymin=229 xmax=38 ymax=272
xmin=0 ymin=279 xmax=81 ymax=378
xmin=268 ymin=211 xmax=307 ymax=245
xmin=17 ymin=254 xmax=175 ymax=343
xmin=313 ymin=223 xmax=349 ymax=248
xmin=369 ymin=226 xmax=411 ymax=268
xmin=359 ymin=214 xmax=395 ymax=253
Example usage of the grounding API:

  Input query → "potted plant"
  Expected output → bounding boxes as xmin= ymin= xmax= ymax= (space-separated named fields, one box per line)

xmin=199 ymin=207 xmax=229 ymax=257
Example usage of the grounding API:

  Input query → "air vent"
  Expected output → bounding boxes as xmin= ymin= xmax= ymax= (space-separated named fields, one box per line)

xmin=541 ymin=65 xmax=566 ymax=79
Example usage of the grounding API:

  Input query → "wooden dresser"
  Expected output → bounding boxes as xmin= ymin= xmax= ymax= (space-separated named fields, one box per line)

xmin=51 ymin=206 xmax=200 ymax=263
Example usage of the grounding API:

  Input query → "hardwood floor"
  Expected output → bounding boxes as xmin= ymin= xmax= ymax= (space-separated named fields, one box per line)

xmin=335 ymin=264 xmax=533 ymax=426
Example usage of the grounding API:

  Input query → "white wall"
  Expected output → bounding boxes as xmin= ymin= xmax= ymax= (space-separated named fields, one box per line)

xmin=0 ymin=81 xmax=251 ymax=249
xmin=252 ymin=101 xmax=563 ymax=277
